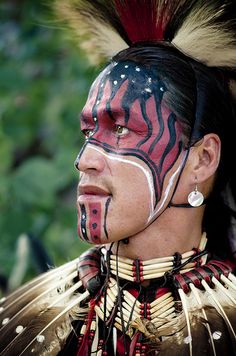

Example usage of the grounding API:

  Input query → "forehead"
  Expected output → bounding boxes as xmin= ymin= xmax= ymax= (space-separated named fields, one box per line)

xmin=82 ymin=60 xmax=166 ymax=119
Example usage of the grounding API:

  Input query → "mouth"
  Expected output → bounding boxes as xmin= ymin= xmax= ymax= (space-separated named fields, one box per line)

xmin=78 ymin=185 xmax=111 ymax=202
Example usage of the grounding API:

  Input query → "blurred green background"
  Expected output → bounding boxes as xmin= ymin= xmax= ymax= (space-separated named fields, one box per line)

xmin=0 ymin=0 xmax=99 ymax=294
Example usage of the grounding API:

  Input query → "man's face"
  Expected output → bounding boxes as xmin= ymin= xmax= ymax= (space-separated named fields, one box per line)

xmin=76 ymin=61 xmax=186 ymax=244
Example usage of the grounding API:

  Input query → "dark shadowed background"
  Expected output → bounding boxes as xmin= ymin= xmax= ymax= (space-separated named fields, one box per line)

xmin=0 ymin=0 xmax=99 ymax=295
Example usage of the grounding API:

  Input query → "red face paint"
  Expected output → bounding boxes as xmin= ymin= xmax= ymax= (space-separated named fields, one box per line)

xmin=77 ymin=60 xmax=184 ymax=244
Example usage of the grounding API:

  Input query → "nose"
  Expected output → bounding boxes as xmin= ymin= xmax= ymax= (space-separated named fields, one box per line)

xmin=75 ymin=143 xmax=106 ymax=173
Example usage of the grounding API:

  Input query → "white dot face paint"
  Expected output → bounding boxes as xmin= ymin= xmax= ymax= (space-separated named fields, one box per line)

xmin=77 ymin=61 xmax=185 ymax=244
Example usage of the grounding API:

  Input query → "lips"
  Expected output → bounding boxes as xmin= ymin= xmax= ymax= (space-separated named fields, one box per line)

xmin=78 ymin=185 xmax=111 ymax=202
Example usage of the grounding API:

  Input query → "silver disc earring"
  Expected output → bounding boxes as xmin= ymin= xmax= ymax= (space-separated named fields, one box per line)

xmin=188 ymin=183 xmax=204 ymax=207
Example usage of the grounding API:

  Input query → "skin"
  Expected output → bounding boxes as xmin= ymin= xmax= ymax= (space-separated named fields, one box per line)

xmin=76 ymin=60 xmax=221 ymax=259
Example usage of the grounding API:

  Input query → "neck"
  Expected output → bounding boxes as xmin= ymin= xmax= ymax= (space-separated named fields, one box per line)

xmin=109 ymin=205 xmax=205 ymax=260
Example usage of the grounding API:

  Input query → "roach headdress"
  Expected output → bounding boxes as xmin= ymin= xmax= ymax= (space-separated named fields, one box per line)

xmin=55 ymin=0 xmax=236 ymax=70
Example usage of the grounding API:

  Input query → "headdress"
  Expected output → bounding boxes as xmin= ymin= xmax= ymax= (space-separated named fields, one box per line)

xmin=55 ymin=0 xmax=236 ymax=95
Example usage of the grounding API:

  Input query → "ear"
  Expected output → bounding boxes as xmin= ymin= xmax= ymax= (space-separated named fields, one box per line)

xmin=190 ymin=133 xmax=221 ymax=183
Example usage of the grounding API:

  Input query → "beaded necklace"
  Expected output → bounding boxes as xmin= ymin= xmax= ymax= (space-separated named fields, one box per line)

xmin=77 ymin=233 xmax=208 ymax=354
xmin=76 ymin=233 xmax=236 ymax=356
xmin=106 ymin=233 xmax=208 ymax=283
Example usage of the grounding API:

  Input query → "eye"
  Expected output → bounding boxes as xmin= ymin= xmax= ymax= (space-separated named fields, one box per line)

xmin=82 ymin=129 xmax=94 ymax=139
xmin=115 ymin=125 xmax=129 ymax=136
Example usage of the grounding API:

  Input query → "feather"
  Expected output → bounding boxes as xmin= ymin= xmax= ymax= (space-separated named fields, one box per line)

xmin=212 ymin=276 xmax=236 ymax=305
xmin=0 ymin=260 xmax=79 ymax=333
xmin=0 ymin=258 xmax=78 ymax=310
xmin=21 ymin=291 xmax=89 ymax=356
xmin=0 ymin=259 xmax=90 ymax=355
xmin=0 ymin=270 xmax=79 ymax=352
xmin=189 ymin=282 xmax=217 ymax=356
xmin=55 ymin=0 xmax=236 ymax=69
xmin=173 ymin=0 xmax=236 ymax=68
xmin=113 ymin=0 xmax=186 ymax=44
xmin=55 ymin=0 xmax=128 ymax=65
xmin=159 ymin=289 xmax=236 ymax=356
xmin=201 ymin=279 xmax=236 ymax=343
xmin=202 ymin=306 xmax=236 ymax=356
xmin=173 ymin=273 xmax=236 ymax=355
xmin=178 ymin=288 xmax=193 ymax=356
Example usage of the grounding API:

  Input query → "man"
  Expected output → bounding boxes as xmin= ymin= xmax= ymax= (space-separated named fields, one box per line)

xmin=1 ymin=1 xmax=236 ymax=355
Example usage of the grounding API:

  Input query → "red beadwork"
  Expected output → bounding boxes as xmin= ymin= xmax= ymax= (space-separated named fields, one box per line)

xmin=173 ymin=260 xmax=232 ymax=293
xmin=98 ymin=339 xmax=104 ymax=349
xmin=174 ymin=273 xmax=190 ymax=294
xmin=211 ymin=260 xmax=232 ymax=276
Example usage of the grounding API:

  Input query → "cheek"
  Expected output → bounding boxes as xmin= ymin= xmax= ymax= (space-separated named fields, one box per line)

xmin=77 ymin=154 xmax=156 ymax=244
xmin=105 ymin=156 xmax=156 ymax=230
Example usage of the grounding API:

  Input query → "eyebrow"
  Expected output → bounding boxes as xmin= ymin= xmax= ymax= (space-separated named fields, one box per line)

xmin=81 ymin=107 xmax=125 ymax=122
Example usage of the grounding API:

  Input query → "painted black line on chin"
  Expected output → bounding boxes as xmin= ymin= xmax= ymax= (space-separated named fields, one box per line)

xmin=104 ymin=196 xmax=111 ymax=240
xmin=80 ymin=204 xmax=89 ymax=242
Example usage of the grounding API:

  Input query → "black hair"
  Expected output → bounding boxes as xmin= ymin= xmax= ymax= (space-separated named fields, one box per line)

xmin=114 ymin=43 xmax=236 ymax=261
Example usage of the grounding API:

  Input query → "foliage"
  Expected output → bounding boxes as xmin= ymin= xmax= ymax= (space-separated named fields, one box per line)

xmin=0 ymin=0 xmax=98 ymax=291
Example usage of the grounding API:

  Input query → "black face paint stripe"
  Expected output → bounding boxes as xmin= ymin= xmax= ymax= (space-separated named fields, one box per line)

xmin=80 ymin=204 xmax=89 ymax=242
xmin=148 ymin=90 xmax=165 ymax=155
xmin=136 ymin=100 xmax=153 ymax=147
xmin=158 ymin=141 xmax=183 ymax=202
xmin=104 ymin=196 xmax=111 ymax=239
xmin=75 ymin=140 xmax=88 ymax=168
xmin=159 ymin=113 xmax=177 ymax=171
